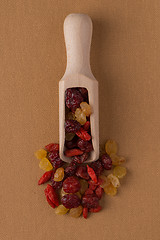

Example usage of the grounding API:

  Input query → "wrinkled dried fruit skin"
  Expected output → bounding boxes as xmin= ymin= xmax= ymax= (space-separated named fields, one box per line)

xmin=110 ymin=154 xmax=125 ymax=166
xmin=91 ymin=160 xmax=103 ymax=176
xmin=65 ymin=162 xmax=77 ymax=177
xmin=99 ymin=175 xmax=110 ymax=188
xmin=55 ymin=205 xmax=69 ymax=215
xmin=95 ymin=186 xmax=104 ymax=199
xmin=76 ymin=128 xmax=91 ymax=141
xmin=35 ymin=149 xmax=47 ymax=159
xmin=65 ymin=120 xmax=81 ymax=133
xmin=46 ymin=195 xmax=56 ymax=208
xmin=44 ymin=184 xmax=59 ymax=206
xmin=84 ymin=188 xmax=94 ymax=195
xmin=39 ymin=158 xmax=53 ymax=171
xmin=72 ymin=152 xmax=89 ymax=164
xmin=48 ymin=151 xmax=59 ymax=162
xmin=65 ymin=149 xmax=84 ymax=157
xmin=89 ymin=205 xmax=102 ymax=213
xmin=65 ymin=138 xmax=77 ymax=149
xmin=52 ymin=157 xmax=64 ymax=169
xmin=45 ymin=143 xmax=59 ymax=152
xmin=54 ymin=168 xmax=65 ymax=182
xmin=66 ymin=112 xmax=75 ymax=120
xmin=69 ymin=205 xmax=83 ymax=218
xmin=105 ymin=140 xmax=118 ymax=155
xmin=61 ymin=194 xmax=81 ymax=209
xmin=83 ymin=121 xmax=90 ymax=131
xmin=104 ymin=183 xmax=117 ymax=196
xmin=38 ymin=170 xmax=53 ymax=185
xmin=80 ymin=179 xmax=88 ymax=195
xmin=63 ymin=176 xmax=81 ymax=193
xmin=107 ymin=174 xmax=120 ymax=188
xmin=77 ymin=139 xmax=93 ymax=152
xmin=101 ymin=154 xmax=112 ymax=170
xmin=76 ymin=166 xmax=90 ymax=180
xmin=78 ymin=87 xmax=88 ymax=101
xmin=51 ymin=173 xmax=63 ymax=189
xmin=83 ymin=207 xmax=88 ymax=219
xmin=82 ymin=194 xmax=99 ymax=208
xmin=113 ymin=166 xmax=127 ymax=178
xmin=87 ymin=165 xmax=98 ymax=183
xmin=65 ymin=88 xmax=84 ymax=112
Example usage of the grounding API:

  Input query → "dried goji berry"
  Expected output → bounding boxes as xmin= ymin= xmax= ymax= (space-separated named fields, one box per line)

xmin=84 ymin=188 xmax=94 ymax=195
xmin=38 ymin=170 xmax=53 ymax=185
xmin=64 ymin=149 xmax=83 ymax=157
xmin=95 ymin=186 xmax=104 ymax=199
xmin=45 ymin=143 xmax=59 ymax=152
xmin=89 ymin=205 xmax=102 ymax=213
xmin=83 ymin=207 xmax=88 ymax=219
xmin=83 ymin=121 xmax=90 ymax=131
xmin=87 ymin=165 xmax=97 ymax=183
xmin=76 ymin=128 xmax=91 ymax=141
xmin=44 ymin=184 xmax=59 ymax=207
xmin=46 ymin=195 xmax=56 ymax=208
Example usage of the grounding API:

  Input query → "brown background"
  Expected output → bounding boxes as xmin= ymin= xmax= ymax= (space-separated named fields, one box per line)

xmin=1 ymin=0 xmax=160 ymax=240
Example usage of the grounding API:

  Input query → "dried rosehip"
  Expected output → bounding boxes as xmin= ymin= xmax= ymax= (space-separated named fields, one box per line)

xmin=63 ymin=176 xmax=81 ymax=193
xmin=95 ymin=186 xmax=104 ymax=199
xmin=77 ymin=139 xmax=93 ymax=152
xmin=76 ymin=166 xmax=90 ymax=180
xmin=72 ymin=152 xmax=89 ymax=164
xmin=65 ymin=88 xmax=83 ymax=112
xmin=65 ymin=162 xmax=77 ymax=177
xmin=65 ymin=120 xmax=81 ymax=133
xmin=101 ymin=154 xmax=112 ymax=170
xmin=90 ymin=160 xmax=103 ymax=176
xmin=45 ymin=143 xmax=59 ymax=152
xmin=82 ymin=194 xmax=99 ymax=208
xmin=61 ymin=194 xmax=81 ymax=209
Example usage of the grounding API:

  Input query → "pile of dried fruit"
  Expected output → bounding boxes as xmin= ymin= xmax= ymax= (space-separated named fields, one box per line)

xmin=34 ymin=88 xmax=127 ymax=218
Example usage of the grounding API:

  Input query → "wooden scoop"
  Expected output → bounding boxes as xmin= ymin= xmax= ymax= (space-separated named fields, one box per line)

xmin=59 ymin=13 xmax=99 ymax=163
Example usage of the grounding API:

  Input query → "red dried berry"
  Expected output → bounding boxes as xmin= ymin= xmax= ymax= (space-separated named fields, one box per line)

xmin=72 ymin=152 xmax=89 ymax=164
xmin=46 ymin=195 xmax=56 ymax=208
xmin=87 ymin=165 xmax=98 ymax=183
xmin=64 ymin=162 xmax=77 ymax=177
xmin=64 ymin=148 xmax=83 ymax=157
xmin=65 ymin=120 xmax=81 ymax=133
xmin=61 ymin=194 xmax=81 ymax=209
xmin=95 ymin=186 xmax=104 ymax=199
xmin=63 ymin=176 xmax=81 ymax=193
xmin=52 ymin=157 xmax=64 ymax=169
xmin=45 ymin=143 xmax=59 ymax=152
xmin=38 ymin=170 xmax=53 ymax=185
xmin=78 ymin=87 xmax=88 ymax=101
xmin=83 ymin=207 xmax=88 ymax=219
xmin=89 ymin=205 xmax=102 ymax=213
xmin=65 ymin=138 xmax=77 ymax=149
xmin=77 ymin=139 xmax=93 ymax=152
xmin=82 ymin=194 xmax=99 ymax=208
xmin=44 ymin=184 xmax=59 ymax=207
xmin=101 ymin=154 xmax=112 ymax=170
xmin=83 ymin=121 xmax=90 ymax=131
xmin=76 ymin=128 xmax=91 ymax=141
xmin=50 ymin=172 xmax=63 ymax=189
xmin=76 ymin=166 xmax=90 ymax=180
xmin=65 ymin=88 xmax=84 ymax=112
xmin=84 ymin=188 xmax=94 ymax=195
xmin=88 ymin=181 xmax=97 ymax=191
xmin=48 ymin=151 xmax=59 ymax=162
xmin=90 ymin=160 xmax=103 ymax=176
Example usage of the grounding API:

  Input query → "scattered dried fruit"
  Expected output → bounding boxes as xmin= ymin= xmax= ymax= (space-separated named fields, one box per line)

xmin=63 ymin=176 xmax=81 ymax=193
xmin=89 ymin=205 xmax=102 ymax=213
xmin=76 ymin=128 xmax=91 ymax=141
xmin=113 ymin=166 xmax=127 ymax=178
xmin=82 ymin=194 xmax=99 ymax=208
xmin=65 ymin=149 xmax=83 ymax=157
xmin=35 ymin=149 xmax=47 ymax=160
xmin=44 ymin=184 xmax=59 ymax=206
xmin=104 ymin=183 xmax=117 ymax=196
xmin=110 ymin=153 xmax=125 ymax=166
xmin=38 ymin=170 xmax=53 ymax=185
xmin=69 ymin=205 xmax=83 ymax=218
xmin=75 ymin=108 xmax=87 ymax=125
xmin=83 ymin=207 xmax=88 ymax=219
xmin=105 ymin=140 xmax=118 ymax=155
xmin=54 ymin=168 xmax=64 ymax=182
xmin=61 ymin=194 xmax=81 ymax=209
xmin=80 ymin=102 xmax=92 ymax=116
xmin=45 ymin=143 xmax=59 ymax=152
xmin=65 ymin=119 xmax=81 ymax=133
xmin=101 ymin=154 xmax=112 ymax=170
xmin=79 ymin=179 xmax=88 ymax=195
xmin=39 ymin=158 xmax=53 ymax=171
xmin=87 ymin=165 xmax=97 ymax=183
xmin=107 ymin=174 xmax=120 ymax=188
xmin=55 ymin=205 xmax=69 ymax=215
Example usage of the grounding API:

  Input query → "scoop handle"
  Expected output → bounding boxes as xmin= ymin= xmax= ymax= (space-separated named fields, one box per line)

xmin=64 ymin=13 xmax=93 ymax=77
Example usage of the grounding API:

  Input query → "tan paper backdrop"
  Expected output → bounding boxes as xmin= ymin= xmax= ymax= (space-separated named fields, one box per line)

xmin=1 ymin=0 xmax=160 ymax=240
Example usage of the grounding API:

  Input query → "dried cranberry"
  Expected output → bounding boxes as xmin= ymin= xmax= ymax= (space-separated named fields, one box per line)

xmin=65 ymin=88 xmax=83 ymax=112
xmin=77 ymin=139 xmax=93 ymax=152
xmin=72 ymin=152 xmax=89 ymax=164
xmin=78 ymin=87 xmax=88 ymax=101
xmin=52 ymin=157 xmax=64 ymax=169
xmin=83 ymin=121 xmax=90 ymax=131
xmin=65 ymin=162 xmax=77 ymax=177
xmin=63 ymin=176 xmax=81 ymax=193
xmin=82 ymin=194 xmax=99 ymax=208
xmin=51 ymin=179 xmax=63 ymax=189
xmin=84 ymin=188 xmax=94 ymax=195
xmin=76 ymin=166 xmax=90 ymax=180
xmin=90 ymin=160 xmax=103 ymax=176
xmin=95 ymin=186 xmax=104 ymax=199
xmin=48 ymin=151 xmax=59 ymax=162
xmin=45 ymin=143 xmax=59 ymax=152
xmin=65 ymin=120 xmax=81 ymax=133
xmin=61 ymin=194 xmax=81 ymax=209
xmin=101 ymin=154 xmax=112 ymax=170
xmin=65 ymin=138 xmax=77 ymax=149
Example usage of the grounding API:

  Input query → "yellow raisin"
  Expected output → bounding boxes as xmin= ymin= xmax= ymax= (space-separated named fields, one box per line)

xmin=60 ymin=187 xmax=66 ymax=197
xmin=79 ymin=179 xmax=88 ymax=195
xmin=110 ymin=153 xmax=125 ymax=166
xmin=39 ymin=158 xmax=53 ymax=171
xmin=105 ymin=140 xmax=118 ymax=155
xmin=65 ymin=133 xmax=75 ymax=141
xmin=113 ymin=166 xmax=127 ymax=179
xmin=80 ymin=102 xmax=92 ymax=117
xmin=69 ymin=205 xmax=83 ymax=218
xmin=104 ymin=183 xmax=117 ymax=196
xmin=35 ymin=149 xmax=47 ymax=160
xmin=55 ymin=205 xmax=69 ymax=215
xmin=107 ymin=174 xmax=120 ymax=188
xmin=54 ymin=168 xmax=64 ymax=182
xmin=75 ymin=192 xmax=81 ymax=199
xmin=75 ymin=108 xmax=87 ymax=125
xmin=99 ymin=175 xmax=110 ymax=188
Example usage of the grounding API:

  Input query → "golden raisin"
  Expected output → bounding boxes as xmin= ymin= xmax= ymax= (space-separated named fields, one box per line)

xmin=110 ymin=153 xmax=125 ymax=166
xmin=55 ymin=205 xmax=69 ymax=215
xmin=79 ymin=179 xmax=88 ymax=195
xmin=69 ymin=205 xmax=83 ymax=218
xmin=54 ymin=168 xmax=64 ymax=182
xmin=113 ymin=166 xmax=127 ymax=179
xmin=75 ymin=192 xmax=82 ymax=199
xmin=104 ymin=183 xmax=117 ymax=196
xmin=39 ymin=158 xmax=53 ymax=171
xmin=99 ymin=175 xmax=110 ymax=188
xmin=105 ymin=140 xmax=118 ymax=155
xmin=75 ymin=108 xmax=87 ymax=125
xmin=66 ymin=112 xmax=75 ymax=120
xmin=80 ymin=102 xmax=92 ymax=117
xmin=35 ymin=149 xmax=47 ymax=159
xmin=65 ymin=133 xmax=75 ymax=141
xmin=107 ymin=174 xmax=120 ymax=188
